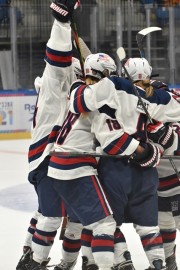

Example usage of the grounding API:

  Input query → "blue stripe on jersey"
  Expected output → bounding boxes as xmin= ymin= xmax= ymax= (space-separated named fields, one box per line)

xmin=160 ymin=229 xmax=176 ymax=244
xmin=109 ymin=77 xmax=171 ymax=105
xmin=28 ymin=135 xmax=48 ymax=163
xmin=32 ymin=228 xmax=57 ymax=247
xmin=103 ymin=133 xmax=132 ymax=155
xmin=45 ymin=46 xmax=72 ymax=67
xmin=49 ymin=156 xmax=97 ymax=170
xmin=48 ymin=125 xmax=61 ymax=144
xmin=92 ymin=235 xmax=114 ymax=253
xmin=62 ymin=236 xmax=81 ymax=253
xmin=73 ymin=85 xmax=91 ymax=113
xmin=28 ymin=125 xmax=61 ymax=163
xmin=114 ymin=228 xmax=126 ymax=244
xmin=81 ymin=228 xmax=93 ymax=247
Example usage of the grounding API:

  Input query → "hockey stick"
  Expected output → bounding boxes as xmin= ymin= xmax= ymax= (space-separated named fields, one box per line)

xmin=50 ymin=151 xmax=180 ymax=160
xmin=51 ymin=150 xmax=180 ymax=180
xmin=59 ymin=216 xmax=68 ymax=240
xmin=117 ymin=47 xmax=153 ymax=124
xmin=136 ymin=27 xmax=180 ymax=179
xmin=136 ymin=26 xmax=162 ymax=58
xmin=71 ymin=18 xmax=85 ymax=78
xmin=73 ymin=37 xmax=92 ymax=61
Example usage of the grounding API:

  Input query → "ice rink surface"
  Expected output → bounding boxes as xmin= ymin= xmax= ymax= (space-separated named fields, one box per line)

xmin=0 ymin=139 xmax=179 ymax=269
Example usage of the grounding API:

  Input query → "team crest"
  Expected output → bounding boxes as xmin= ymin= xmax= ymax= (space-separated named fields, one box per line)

xmin=136 ymin=99 xmax=149 ymax=112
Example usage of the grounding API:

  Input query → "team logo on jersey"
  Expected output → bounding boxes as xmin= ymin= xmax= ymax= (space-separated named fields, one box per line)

xmin=136 ymin=99 xmax=149 ymax=112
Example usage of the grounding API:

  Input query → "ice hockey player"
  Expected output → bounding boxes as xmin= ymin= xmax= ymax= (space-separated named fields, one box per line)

xmin=16 ymin=1 xmax=84 ymax=270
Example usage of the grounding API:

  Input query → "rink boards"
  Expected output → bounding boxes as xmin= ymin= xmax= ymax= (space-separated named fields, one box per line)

xmin=0 ymin=85 xmax=180 ymax=140
xmin=0 ymin=89 xmax=37 ymax=140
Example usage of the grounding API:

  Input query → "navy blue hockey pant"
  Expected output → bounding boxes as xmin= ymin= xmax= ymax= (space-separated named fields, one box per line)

xmin=97 ymin=157 xmax=159 ymax=226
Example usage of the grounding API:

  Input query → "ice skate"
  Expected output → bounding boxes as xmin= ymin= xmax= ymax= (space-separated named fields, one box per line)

xmin=82 ymin=256 xmax=99 ymax=270
xmin=112 ymin=251 xmax=135 ymax=270
xmin=16 ymin=246 xmax=33 ymax=270
xmin=54 ymin=259 xmax=77 ymax=270
xmin=30 ymin=258 xmax=50 ymax=270
xmin=145 ymin=259 xmax=167 ymax=270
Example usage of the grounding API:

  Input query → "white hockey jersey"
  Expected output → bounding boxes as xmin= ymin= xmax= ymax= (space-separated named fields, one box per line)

xmin=70 ymin=76 xmax=180 ymax=150
xmin=28 ymin=19 xmax=76 ymax=172
xmin=157 ymin=123 xmax=180 ymax=197
xmin=48 ymin=106 xmax=139 ymax=180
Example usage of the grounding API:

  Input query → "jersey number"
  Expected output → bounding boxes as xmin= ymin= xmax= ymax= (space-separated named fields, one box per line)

xmin=106 ymin=119 xmax=121 ymax=131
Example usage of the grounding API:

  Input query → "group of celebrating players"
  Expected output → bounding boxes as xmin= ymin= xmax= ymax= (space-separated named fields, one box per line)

xmin=16 ymin=1 xmax=180 ymax=270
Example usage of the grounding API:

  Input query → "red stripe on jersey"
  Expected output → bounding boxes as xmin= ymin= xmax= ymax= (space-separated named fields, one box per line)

xmin=91 ymin=239 xmax=114 ymax=248
xmin=76 ymin=85 xmax=87 ymax=113
xmin=63 ymin=241 xmax=81 ymax=249
xmin=162 ymin=232 xmax=176 ymax=240
xmin=33 ymin=232 xmax=55 ymax=242
xmin=108 ymin=133 xmax=129 ymax=155
xmin=81 ymin=233 xmax=93 ymax=243
xmin=28 ymin=141 xmax=47 ymax=158
xmin=141 ymin=236 xmax=163 ymax=246
xmin=46 ymin=51 xmax=72 ymax=63
xmin=51 ymin=156 xmax=97 ymax=165
xmin=91 ymin=176 xmax=110 ymax=216
xmin=159 ymin=177 xmax=179 ymax=187
xmin=48 ymin=130 xmax=59 ymax=139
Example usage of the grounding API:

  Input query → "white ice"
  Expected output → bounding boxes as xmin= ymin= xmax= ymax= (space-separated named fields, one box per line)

xmin=0 ymin=139 xmax=179 ymax=269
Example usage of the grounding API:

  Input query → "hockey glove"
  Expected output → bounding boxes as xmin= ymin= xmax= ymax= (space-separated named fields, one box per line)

xmin=50 ymin=0 xmax=80 ymax=23
xmin=147 ymin=120 xmax=174 ymax=151
xmin=151 ymin=80 xmax=169 ymax=91
xmin=129 ymin=142 xmax=161 ymax=168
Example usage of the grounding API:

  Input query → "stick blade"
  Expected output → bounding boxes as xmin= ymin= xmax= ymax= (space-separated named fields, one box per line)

xmin=137 ymin=26 xmax=162 ymax=36
xmin=78 ymin=37 xmax=92 ymax=60
xmin=116 ymin=47 xmax=126 ymax=61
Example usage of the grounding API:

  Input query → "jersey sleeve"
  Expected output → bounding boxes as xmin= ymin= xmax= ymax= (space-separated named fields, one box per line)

xmin=148 ymin=91 xmax=180 ymax=123
xmin=29 ymin=19 xmax=75 ymax=172
xmin=69 ymin=77 xmax=119 ymax=113
xmin=45 ymin=19 xmax=72 ymax=68
xmin=91 ymin=108 xmax=139 ymax=156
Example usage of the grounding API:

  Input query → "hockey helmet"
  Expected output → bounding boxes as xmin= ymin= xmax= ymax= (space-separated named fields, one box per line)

xmin=124 ymin=57 xmax=152 ymax=81
xmin=84 ymin=53 xmax=117 ymax=80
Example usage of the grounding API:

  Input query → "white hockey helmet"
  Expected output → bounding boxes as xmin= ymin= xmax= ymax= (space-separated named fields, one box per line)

xmin=124 ymin=57 xmax=152 ymax=81
xmin=84 ymin=53 xmax=117 ymax=80
xmin=72 ymin=57 xmax=83 ymax=79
